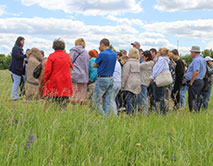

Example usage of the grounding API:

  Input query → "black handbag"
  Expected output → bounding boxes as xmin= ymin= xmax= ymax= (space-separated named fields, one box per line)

xmin=33 ymin=63 xmax=42 ymax=79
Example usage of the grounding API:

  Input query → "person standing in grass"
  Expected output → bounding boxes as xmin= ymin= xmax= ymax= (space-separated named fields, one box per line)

xmin=110 ymin=54 xmax=121 ymax=116
xmin=9 ymin=36 xmax=31 ymax=101
xmin=179 ymin=60 xmax=188 ymax=108
xmin=43 ymin=39 xmax=73 ymax=107
xmin=137 ymin=50 xmax=154 ymax=114
xmin=171 ymin=49 xmax=185 ymax=109
xmin=149 ymin=48 xmax=158 ymax=111
xmin=150 ymin=48 xmax=171 ymax=114
xmin=200 ymin=56 xmax=213 ymax=109
xmin=93 ymin=38 xmax=117 ymax=116
xmin=185 ymin=46 xmax=206 ymax=112
xmin=26 ymin=48 xmax=43 ymax=100
xmin=38 ymin=50 xmax=48 ymax=99
xmin=88 ymin=49 xmax=98 ymax=99
xmin=122 ymin=48 xmax=141 ymax=115
xmin=70 ymin=38 xmax=89 ymax=105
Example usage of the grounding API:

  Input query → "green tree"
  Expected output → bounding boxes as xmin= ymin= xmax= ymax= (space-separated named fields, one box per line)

xmin=0 ymin=54 xmax=11 ymax=70
xmin=202 ymin=49 xmax=213 ymax=58
xmin=181 ymin=54 xmax=193 ymax=66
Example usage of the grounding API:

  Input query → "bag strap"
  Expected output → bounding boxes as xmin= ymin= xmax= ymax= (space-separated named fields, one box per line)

xmin=72 ymin=51 xmax=82 ymax=65
xmin=163 ymin=59 xmax=169 ymax=70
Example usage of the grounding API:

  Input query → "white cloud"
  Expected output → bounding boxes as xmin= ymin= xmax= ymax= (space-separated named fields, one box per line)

xmin=155 ymin=0 xmax=213 ymax=12
xmin=207 ymin=41 xmax=213 ymax=49
xmin=106 ymin=15 xmax=144 ymax=27
xmin=144 ymin=19 xmax=213 ymax=40
xmin=0 ymin=33 xmax=52 ymax=55
xmin=21 ymin=0 xmax=142 ymax=16
xmin=0 ymin=17 xmax=195 ymax=56
xmin=0 ymin=5 xmax=6 ymax=16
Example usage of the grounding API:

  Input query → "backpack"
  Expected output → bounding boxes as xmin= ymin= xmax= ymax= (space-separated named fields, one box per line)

xmin=33 ymin=63 xmax=42 ymax=79
xmin=33 ymin=58 xmax=46 ymax=79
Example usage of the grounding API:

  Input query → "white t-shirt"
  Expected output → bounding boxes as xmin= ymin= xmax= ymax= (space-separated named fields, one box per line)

xmin=113 ymin=60 xmax=121 ymax=83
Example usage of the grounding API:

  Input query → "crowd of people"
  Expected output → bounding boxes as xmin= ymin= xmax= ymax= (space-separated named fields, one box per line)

xmin=9 ymin=36 xmax=213 ymax=116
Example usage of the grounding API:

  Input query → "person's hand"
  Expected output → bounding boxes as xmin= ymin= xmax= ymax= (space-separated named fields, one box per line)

xmin=26 ymin=50 xmax=31 ymax=57
xmin=150 ymin=78 xmax=154 ymax=84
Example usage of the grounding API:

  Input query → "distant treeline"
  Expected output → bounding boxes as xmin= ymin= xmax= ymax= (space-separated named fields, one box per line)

xmin=0 ymin=49 xmax=213 ymax=70
xmin=0 ymin=54 xmax=11 ymax=70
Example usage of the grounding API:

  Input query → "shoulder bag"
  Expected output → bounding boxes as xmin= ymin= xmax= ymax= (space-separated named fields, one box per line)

xmin=155 ymin=60 xmax=173 ymax=87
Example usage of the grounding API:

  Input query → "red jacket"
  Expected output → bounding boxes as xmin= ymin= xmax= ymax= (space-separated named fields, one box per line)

xmin=43 ymin=50 xmax=73 ymax=97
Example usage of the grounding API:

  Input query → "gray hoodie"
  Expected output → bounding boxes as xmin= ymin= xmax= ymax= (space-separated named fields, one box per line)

xmin=70 ymin=45 xmax=89 ymax=84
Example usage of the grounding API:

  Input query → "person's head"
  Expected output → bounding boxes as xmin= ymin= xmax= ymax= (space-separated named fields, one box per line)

xmin=117 ymin=51 xmax=122 ymax=60
xmin=15 ymin=36 xmax=25 ymax=48
xmin=52 ymin=38 xmax=65 ymax=51
xmin=88 ymin=49 xmax=98 ymax=59
xmin=171 ymin=49 xmax=180 ymax=60
xmin=168 ymin=52 xmax=175 ymax=60
xmin=40 ymin=50 xmax=45 ymax=58
xmin=205 ymin=56 xmax=213 ymax=66
xmin=99 ymin=38 xmax=110 ymax=52
xmin=143 ymin=50 xmax=152 ymax=62
xmin=120 ymin=49 xmax=127 ymax=56
xmin=131 ymin=41 xmax=140 ymax=50
xmin=168 ymin=51 xmax=177 ymax=66
xmin=190 ymin=46 xmax=201 ymax=58
xmin=158 ymin=48 xmax=169 ymax=57
xmin=120 ymin=55 xmax=129 ymax=65
xmin=75 ymin=38 xmax=86 ymax=48
xmin=150 ymin=48 xmax=157 ymax=59
xmin=128 ymin=48 xmax=139 ymax=59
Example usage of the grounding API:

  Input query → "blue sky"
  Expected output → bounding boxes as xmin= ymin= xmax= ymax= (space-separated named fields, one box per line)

xmin=0 ymin=0 xmax=213 ymax=55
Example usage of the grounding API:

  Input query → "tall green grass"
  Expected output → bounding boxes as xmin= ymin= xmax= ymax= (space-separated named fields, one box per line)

xmin=0 ymin=70 xmax=212 ymax=166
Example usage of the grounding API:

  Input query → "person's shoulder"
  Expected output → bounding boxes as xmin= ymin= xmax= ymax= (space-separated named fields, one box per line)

xmin=90 ymin=57 xmax=96 ymax=62
xmin=12 ymin=45 xmax=20 ymax=52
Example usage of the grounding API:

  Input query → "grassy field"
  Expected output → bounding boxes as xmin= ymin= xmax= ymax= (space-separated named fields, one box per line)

xmin=0 ymin=70 xmax=213 ymax=166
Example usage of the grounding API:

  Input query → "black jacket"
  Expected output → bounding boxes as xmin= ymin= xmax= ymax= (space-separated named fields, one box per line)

xmin=173 ymin=58 xmax=185 ymax=92
xmin=9 ymin=45 xmax=26 ymax=76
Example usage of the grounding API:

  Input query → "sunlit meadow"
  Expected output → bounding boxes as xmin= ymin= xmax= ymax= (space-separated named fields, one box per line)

xmin=0 ymin=70 xmax=212 ymax=166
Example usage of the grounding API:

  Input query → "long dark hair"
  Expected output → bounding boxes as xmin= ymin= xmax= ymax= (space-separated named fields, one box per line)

xmin=143 ymin=50 xmax=152 ymax=61
xmin=15 ymin=36 xmax=25 ymax=47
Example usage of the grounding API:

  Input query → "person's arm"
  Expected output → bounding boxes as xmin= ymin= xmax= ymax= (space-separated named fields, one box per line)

xmin=190 ymin=71 xmax=199 ymax=86
xmin=68 ymin=54 xmax=73 ymax=69
xmin=13 ymin=47 xmax=28 ymax=60
xmin=151 ymin=59 xmax=164 ymax=80
xmin=121 ymin=62 xmax=130 ymax=89
xmin=190 ymin=60 xmax=201 ymax=85
xmin=207 ymin=66 xmax=213 ymax=75
xmin=140 ymin=62 xmax=147 ymax=70
xmin=93 ymin=53 xmax=102 ymax=68
xmin=44 ymin=57 xmax=53 ymax=83
xmin=93 ymin=62 xmax=99 ymax=68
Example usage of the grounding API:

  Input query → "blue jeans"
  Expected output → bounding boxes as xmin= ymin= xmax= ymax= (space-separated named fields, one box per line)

xmin=149 ymin=83 xmax=157 ymax=110
xmin=11 ymin=72 xmax=21 ymax=100
xmin=124 ymin=91 xmax=137 ymax=114
xmin=110 ymin=82 xmax=121 ymax=116
xmin=201 ymin=84 xmax=212 ymax=109
xmin=137 ymin=85 xmax=148 ymax=114
xmin=93 ymin=77 xmax=114 ymax=116
xmin=180 ymin=85 xmax=188 ymax=108
xmin=188 ymin=79 xmax=204 ymax=112
xmin=154 ymin=83 xmax=166 ymax=114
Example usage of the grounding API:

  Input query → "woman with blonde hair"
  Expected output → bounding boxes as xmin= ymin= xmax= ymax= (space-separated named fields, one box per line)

xmin=121 ymin=48 xmax=141 ymax=114
xmin=70 ymin=38 xmax=89 ymax=105
xmin=150 ymin=48 xmax=171 ymax=114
